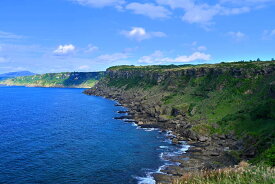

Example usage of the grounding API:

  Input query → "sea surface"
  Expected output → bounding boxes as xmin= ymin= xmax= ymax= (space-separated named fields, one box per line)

xmin=0 ymin=86 xmax=188 ymax=184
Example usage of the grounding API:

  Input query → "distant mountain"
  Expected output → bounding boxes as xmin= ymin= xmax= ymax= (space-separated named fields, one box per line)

xmin=0 ymin=71 xmax=36 ymax=80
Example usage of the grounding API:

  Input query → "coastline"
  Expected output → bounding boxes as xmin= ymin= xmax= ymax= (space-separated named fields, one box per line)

xmin=84 ymin=88 xmax=242 ymax=184
xmin=113 ymin=99 xmax=191 ymax=184
xmin=0 ymin=83 xmax=91 ymax=89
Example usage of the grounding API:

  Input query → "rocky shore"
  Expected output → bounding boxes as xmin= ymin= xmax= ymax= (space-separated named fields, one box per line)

xmin=84 ymin=84 xmax=245 ymax=184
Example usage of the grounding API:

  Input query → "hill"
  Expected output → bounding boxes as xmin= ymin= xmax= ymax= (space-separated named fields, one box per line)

xmin=0 ymin=72 xmax=105 ymax=88
xmin=84 ymin=61 xmax=275 ymax=182
xmin=0 ymin=71 xmax=36 ymax=80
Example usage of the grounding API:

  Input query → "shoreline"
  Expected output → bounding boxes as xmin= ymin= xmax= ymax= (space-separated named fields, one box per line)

xmin=0 ymin=84 xmax=90 ymax=89
xmin=113 ymin=101 xmax=191 ymax=184
xmin=84 ymin=87 xmax=243 ymax=184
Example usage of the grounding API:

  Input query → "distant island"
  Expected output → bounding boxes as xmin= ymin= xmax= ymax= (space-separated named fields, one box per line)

xmin=0 ymin=72 xmax=105 ymax=88
xmin=0 ymin=71 xmax=36 ymax=80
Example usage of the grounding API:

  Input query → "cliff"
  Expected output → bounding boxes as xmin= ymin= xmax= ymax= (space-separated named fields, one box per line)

xmin=84 ymin=61 xmax=275 ymax=182
xmin=0 ymin=72 xmax=105 ymax=88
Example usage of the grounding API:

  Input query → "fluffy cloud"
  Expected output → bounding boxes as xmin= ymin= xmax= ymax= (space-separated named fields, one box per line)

xmin=71 ymin=0 xmax=272 ymax=25
xmin=53 ymin=44 xmax=76 ymax=56
xmin=157 ymin=0 xmax=250 ymax=25
xmin=125 ymin=3 xmax=171 ymax=19
xmin=121 ymin=27 xmax=166 ymax=41
xmin=0 ymin=31 xmax=23 ymax=39
xmin=72 ymin=0 xmax=125 ymax=8
xmin=138 ymin=50 xmax=211 ymax=64
xmin=228 ymin=31 xmax=246 ymax=41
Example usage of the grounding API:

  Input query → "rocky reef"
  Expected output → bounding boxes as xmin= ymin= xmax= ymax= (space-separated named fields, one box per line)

xmin=84 ymin=61 xmax=275 ymax=183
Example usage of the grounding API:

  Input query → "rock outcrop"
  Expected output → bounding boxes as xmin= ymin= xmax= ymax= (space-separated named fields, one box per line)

xmin=84 ymin=61 xmax=275 ymax=183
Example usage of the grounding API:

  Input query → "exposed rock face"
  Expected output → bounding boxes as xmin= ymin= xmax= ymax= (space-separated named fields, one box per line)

xmin=105 ymin=64 xmax=275 ymax=85
xmin=84 ymin=62 xmax=275 ymax=184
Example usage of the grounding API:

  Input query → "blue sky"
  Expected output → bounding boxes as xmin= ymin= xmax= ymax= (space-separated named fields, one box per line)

xmin=0 ymin=0 xmax=274 ymax=73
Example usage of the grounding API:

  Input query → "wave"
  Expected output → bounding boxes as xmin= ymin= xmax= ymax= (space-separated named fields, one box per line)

xmin=135 ymin=131 xmax=190 ymax=184
xmin=115 ymin=107 xmax=189 ymax=184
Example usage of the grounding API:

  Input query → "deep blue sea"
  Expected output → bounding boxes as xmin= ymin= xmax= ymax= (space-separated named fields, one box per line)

xmin=0 ymin=86 xmax=188 ymax=184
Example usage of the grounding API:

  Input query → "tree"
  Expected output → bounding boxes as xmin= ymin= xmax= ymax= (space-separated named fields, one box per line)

xmin=257 ymin=58 xmax=261 ymax=62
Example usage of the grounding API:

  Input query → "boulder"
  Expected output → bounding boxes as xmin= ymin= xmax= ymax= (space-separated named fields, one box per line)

xmin=152 ymin=173 xmax=174 ymax=184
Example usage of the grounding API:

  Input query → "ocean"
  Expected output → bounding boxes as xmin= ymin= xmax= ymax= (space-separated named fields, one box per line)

xmin=0 ymin=86 xmax=188 ymax=184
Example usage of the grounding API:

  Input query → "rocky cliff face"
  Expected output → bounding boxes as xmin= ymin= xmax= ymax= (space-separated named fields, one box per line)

xmin=84 ymin=61 xmax=275 ymax=182
xmin=106 ymin=63 xmax=274 ymax=83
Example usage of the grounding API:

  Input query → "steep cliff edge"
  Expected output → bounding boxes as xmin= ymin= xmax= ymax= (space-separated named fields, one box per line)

xmin=85 ymin=61 xmax=275 ymax=174
xmin=0 ymin=72 xmax=105 ymax=88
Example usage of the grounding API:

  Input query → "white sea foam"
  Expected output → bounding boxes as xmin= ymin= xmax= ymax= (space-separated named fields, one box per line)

xmin=132 ymin=123 xmax=138 ymax=126
xmin=163 ymin=139 xmax=172 ymax=144
xmin=144 ymin=128 xmax=158 ymax=132
xmin=180 ymin=145 xmax=190 ymax=153
xmin=136 ymin=175 xmax=156 ymax=184
xmin=157 ymin=164 xmax=168 ymax=173
xmin=135 ymin=127 xmax=191 ymax=184
xmin=159 ymin=146 xmax=168 ymax=149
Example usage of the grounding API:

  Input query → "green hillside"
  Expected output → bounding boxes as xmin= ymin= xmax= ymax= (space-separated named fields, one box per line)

xmin=0 ymin=72 xmax=105 ymax=88
xmin=86 ymin=61 xmax=275 ymax=166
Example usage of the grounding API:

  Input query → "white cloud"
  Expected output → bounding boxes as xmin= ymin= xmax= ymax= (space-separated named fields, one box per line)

xmin=181 ymin=4 xmax=221 ymax=24
xmin=220 ymin=0 xmax=275 ymax=5
xmin=157 ymin=0 xmax=251 ymax=25
xmin=125 ymin=3 xmax=171 ymax=19
xmin=70 ymin=0 xmax=272 ymax=25
xmin=0 ymin=31 xmax=23 ymax=39
xmin=138 ymin=50 xmax=211 ymax=64
xmin=228 ymin=31 xmax=246 ymax=41
xmin=78 ymin=65 xmax=90 ymax=70
xmin=221 ymin=7 xmax=250 ymax=15
xmin=121 ymin=27 xmax=166 ymax=41
xmin=0 ymin=57 xmax=8 ymax=63
xmin=138 ymin=50 xmax=164 ymax=64
xmin=72 ymin=0 xmax=125 ymax=8
xmin=86 ymin=44 xmax=99 ymax=53
xmin=262 ymin=29 xmax=275 ymax=40
xmin=197 ymin=46 xmax=207 ymax=51
xmin=53 ymin=44 xmax=76 ymax=56
xmin=95 ymin=52 xmax=129 ymax=63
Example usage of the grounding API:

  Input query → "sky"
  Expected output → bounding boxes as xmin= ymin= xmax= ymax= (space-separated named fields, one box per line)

xmin=0 ymin=0 xmax=274 ymax=73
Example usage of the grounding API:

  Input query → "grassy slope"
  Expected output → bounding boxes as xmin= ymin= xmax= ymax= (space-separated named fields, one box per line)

xmin=0 ymin=72 xmax=104 ymax=88
xmin=174 ymin=162 xmax=275 ymax=184
xmin=105 ymin=61 xmax=275 ymax=166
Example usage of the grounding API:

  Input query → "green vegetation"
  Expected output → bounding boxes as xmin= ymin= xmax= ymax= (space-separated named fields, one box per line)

xmin=0 ymin=72 xmax=105 ymax=88
xmin=108 ymin=64 xmax=193 ymax=71
xmin=174 ymin=162 xmax=275 ymax=184
xmin=108 ymin=61 xmax=272 ymax=71
xmin=103 ymin=61 xmax=275 ymax=165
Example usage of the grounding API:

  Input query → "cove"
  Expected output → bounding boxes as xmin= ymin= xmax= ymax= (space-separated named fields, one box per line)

xmin=0 ymin=86 xmax=183 ymax=184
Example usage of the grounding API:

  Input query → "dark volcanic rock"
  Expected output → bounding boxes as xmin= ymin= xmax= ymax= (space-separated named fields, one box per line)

xmin=152 ymin=173 xmax=175 ymax=184
xmin=117 ymin=110 xmax=129 ymax=114
xmin=82 ymin=64 xmax=272 ymax=184
xmin=114 ymin=115 xmax=133 ymax=120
